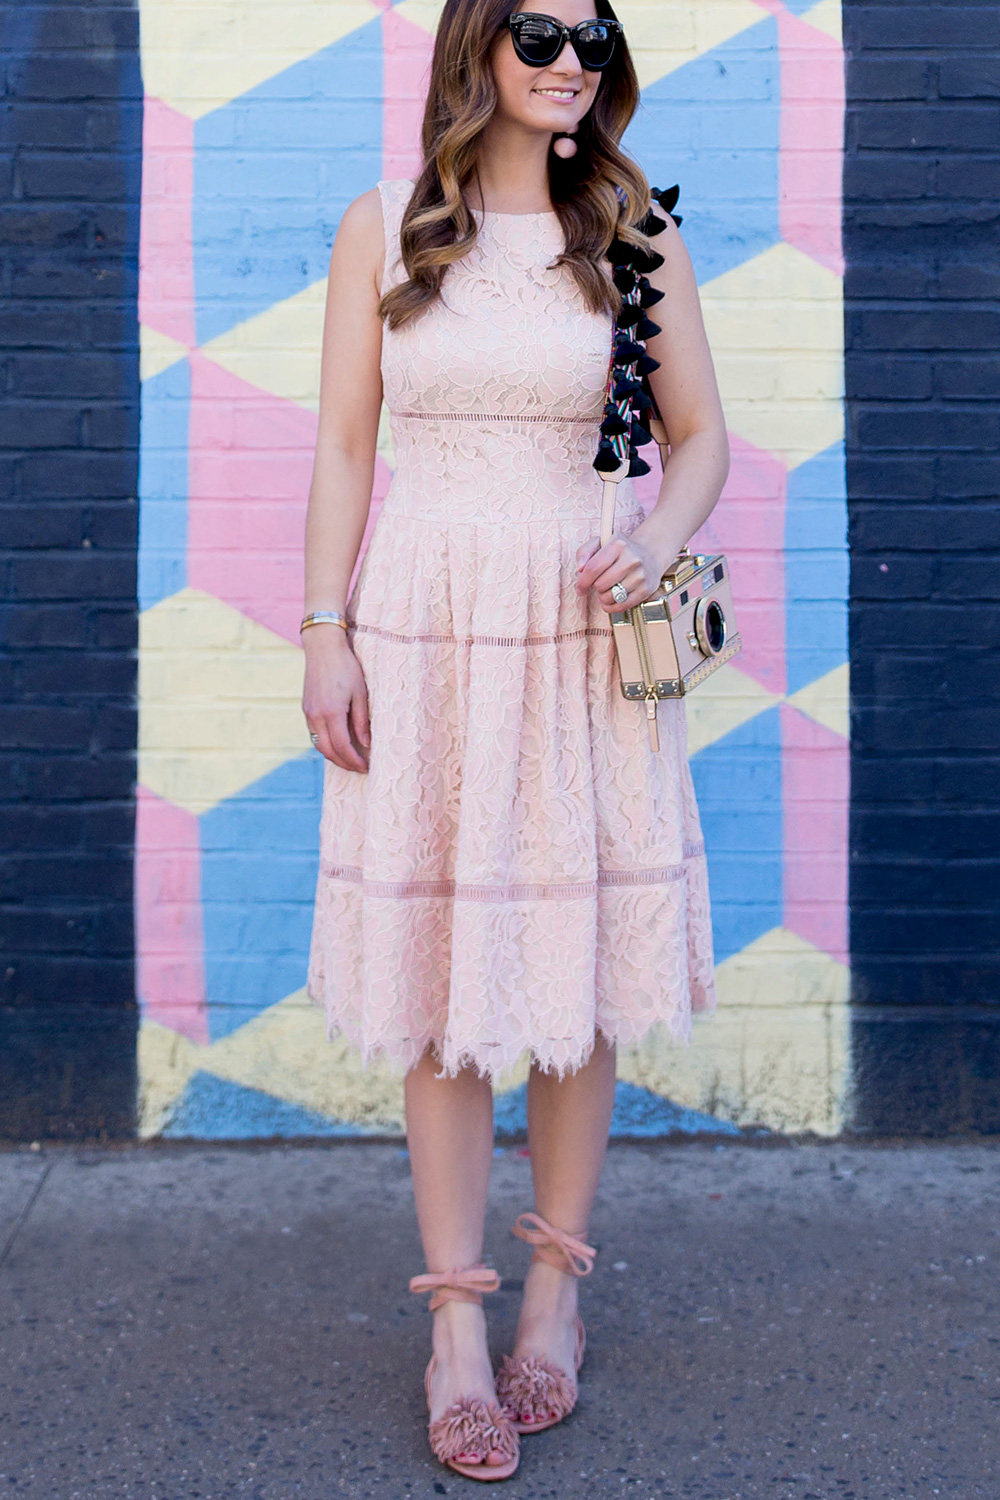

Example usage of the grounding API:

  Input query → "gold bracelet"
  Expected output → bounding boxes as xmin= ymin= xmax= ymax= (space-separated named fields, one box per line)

xmin=300 ymin=610 xmax=350 ymax=633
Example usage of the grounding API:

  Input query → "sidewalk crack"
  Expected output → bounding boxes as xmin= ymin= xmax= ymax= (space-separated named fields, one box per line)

xmin=0 ymin=1162 xmax=53 ymax=1272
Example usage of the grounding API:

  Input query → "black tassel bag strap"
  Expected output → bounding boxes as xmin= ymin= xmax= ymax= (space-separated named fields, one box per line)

xmin=594 ymin=185 xmax=682 ymax=548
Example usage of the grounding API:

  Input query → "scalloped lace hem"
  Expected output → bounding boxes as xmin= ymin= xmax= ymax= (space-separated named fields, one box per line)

xmin=304 ymin=980 xmax=711 ymax=1083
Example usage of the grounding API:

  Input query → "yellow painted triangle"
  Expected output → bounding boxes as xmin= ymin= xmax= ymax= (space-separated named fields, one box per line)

xmin=141 ymin=324 xmax=188 ymax=384
xmin=138 ymin=1019 xmax=200 ymax=1138
xmin=788 ymin=662 xmax=849 ymax=740
xmin=200 ymin=278 xmax=328 ymax=412
xmin=700 ymin=242 xmax=845 ymax=470
xmin=138 ymin=989 xmax=540 ymax=1140
xmin=200 ymin=991 xmax=407 ymax=1132
xmin=685 ymin=660 xmax=781 ymax=757
xmin=800 ymin=0 xmax=842 ymax=43
xmin=612 ymin=0 xmax=765 ymax=90
xmin=140 ymin=0 xmax=381 ymax=120
xmin=395 ymin=0 xmax=762 ymax=89
xmin=199 ymin=288 xmax=397 ymax=470
xmin=618 ymin=927 xmax=851 ymax=1136
xmin=392 ymin=0 xmax=445 ymax=36
xmin=711 ymin=925 xmax=849 ymax=1009
xmin=138 ymin=588 xmax=311 ymax=815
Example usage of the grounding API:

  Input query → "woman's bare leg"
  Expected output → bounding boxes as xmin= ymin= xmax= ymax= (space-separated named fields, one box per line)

xmin=509 ymin=1035 xmax=617 ymax=1418
xmin=404 ymin=1047 xmax=505 ymax=1461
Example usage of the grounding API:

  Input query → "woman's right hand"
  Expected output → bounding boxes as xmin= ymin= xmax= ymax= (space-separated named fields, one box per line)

xmin=302 ymin=630 xmax=370 ymax=773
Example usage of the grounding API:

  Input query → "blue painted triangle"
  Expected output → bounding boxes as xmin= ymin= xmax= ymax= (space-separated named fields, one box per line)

xmin=161 ymin=1070 xmax=371 ymax=1140
xmin=609 ymin=1080 xmax=743 ymax=1137
xmin=162 ymin=1072 xmax=748 ymax=1142
xmin=493 ymin=1084 xmax=528 ymax=1138
xmin=493 ymin=1080 xmax=744 ymax=1140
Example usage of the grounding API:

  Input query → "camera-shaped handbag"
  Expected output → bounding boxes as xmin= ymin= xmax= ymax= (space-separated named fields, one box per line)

xmin=592 ymin=185 xmax=741 ymax=751
xmin=597 ymin=414 xmax=741 ymax=752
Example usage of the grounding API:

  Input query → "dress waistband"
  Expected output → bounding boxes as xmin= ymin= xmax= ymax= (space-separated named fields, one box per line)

xmin=393 ymin=408 xmax=599 ymax=428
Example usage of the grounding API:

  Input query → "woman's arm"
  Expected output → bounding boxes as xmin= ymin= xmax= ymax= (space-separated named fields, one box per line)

xmin=576 ymin=215 xmax=730 ymax=611
xmin=301 ymin=187 xmax=386 ymax=772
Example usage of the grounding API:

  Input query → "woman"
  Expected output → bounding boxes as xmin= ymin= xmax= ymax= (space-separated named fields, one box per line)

xmin=301 ymin=0 xmax=728 ymax=1480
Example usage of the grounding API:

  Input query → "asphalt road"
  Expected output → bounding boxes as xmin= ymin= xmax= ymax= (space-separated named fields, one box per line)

xmin=1 ymin=1139 xmax=998 ymax=1499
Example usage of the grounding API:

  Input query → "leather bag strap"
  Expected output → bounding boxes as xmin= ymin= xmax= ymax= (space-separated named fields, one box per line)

xmin=599 ymin=414 xmax=670 ymax=550
xmin=599 ymin=468 xmax=624 ymax=549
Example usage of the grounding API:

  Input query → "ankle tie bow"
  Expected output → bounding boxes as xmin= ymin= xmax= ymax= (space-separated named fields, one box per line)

xmin=409 ymin=1263 xmax=502 ymax=1312
xmin=511 ymin=1212 xmax=597 ymax=1277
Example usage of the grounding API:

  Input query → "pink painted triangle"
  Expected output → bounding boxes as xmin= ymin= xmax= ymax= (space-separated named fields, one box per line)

xmin=135 ymin=784 xmax=208 ymax=1044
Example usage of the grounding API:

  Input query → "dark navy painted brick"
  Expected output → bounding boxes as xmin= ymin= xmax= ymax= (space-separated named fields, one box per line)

xmin=852 ymin=1012 xmax=1000 ymax=1133
xmin=856 ymin=408 xmax=998 ymax=449
xmin=846 ymin=356 xmax=934 ymax=401
xmin=853 ymin=506 xmax=993 ymax=550
xmin=937 ymin=260 xmax=1000 ymax=300
xmin=938 ymin=456 xmax=1000 ymax=498
xmin=845 ymin=0 xmax=1000 ymax=1125
xmin=851 ymin=859 xmax=1000 ymax=909
xmin=849 ymin=7 xmax=999 ymax=51
xmin=0 ymin=1 xmax=140 ymax=1138
xmin=0 ymin=1004 xmax=137 ymax=1141
xmin=851 ymin=309 xmax=1000 ymax=352
xmin=853 ymin=604 xmax=1000 ymax=650
xmin=938 ymin=58 xmax=1000 ymax=99
xmin=848 ymin=457 xmax=937 ymax=500
xmin=935 ymin=355 xmax=1000 ymax=398
xmin=933 ymin=159 xmax=1000 ymax=200
xmin=851 ymin=104 xmax=999 ymax=151
xmin=849 ymin=59 xmax=932 ymax=100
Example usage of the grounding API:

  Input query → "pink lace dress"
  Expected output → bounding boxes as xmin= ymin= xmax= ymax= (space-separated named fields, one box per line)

xmin=306 ymin=177 xmax=716 ymax=1080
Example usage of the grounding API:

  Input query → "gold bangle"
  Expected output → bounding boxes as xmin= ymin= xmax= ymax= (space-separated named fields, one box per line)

xmin=300 ymin=610 xmax=350 ymax=633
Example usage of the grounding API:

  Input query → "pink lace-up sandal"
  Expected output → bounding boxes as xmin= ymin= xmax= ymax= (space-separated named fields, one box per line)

xmin=494 ymin=1212 xmax=597 ymax=1435
xmin=409 ymin=1264 xmax=520 ymax=1482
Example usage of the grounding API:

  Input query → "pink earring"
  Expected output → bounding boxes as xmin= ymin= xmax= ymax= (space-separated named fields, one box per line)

xmin=552 ymin=131 xmax=578 ymax=159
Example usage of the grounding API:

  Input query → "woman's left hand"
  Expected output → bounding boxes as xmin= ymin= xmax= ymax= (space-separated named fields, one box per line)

xmin=575 ymin=532 xmax=664 ymax=612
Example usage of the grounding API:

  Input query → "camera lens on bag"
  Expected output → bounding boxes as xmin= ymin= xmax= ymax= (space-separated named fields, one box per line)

xmin=694 ymin=598 xmax=727 ymax=657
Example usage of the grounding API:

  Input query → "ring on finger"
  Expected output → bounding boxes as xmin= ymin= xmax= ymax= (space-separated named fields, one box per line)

xmin=309 ymin=731 xmax=320 ymax=746
xmin=610 ymin=581 xmax=629 ymax=605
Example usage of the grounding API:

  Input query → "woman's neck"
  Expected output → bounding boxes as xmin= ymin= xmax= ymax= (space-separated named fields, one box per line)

xmin=468 ymin=117 xmax=554 ymax=215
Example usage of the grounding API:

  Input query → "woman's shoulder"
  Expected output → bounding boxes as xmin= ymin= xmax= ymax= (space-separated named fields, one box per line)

xmin=329 ymin=188 xmax=386 ymax=287
xmin=332 ymin=181 xmax=418 ymax=294
xmin=376 ymin=177 xmax=418 ymax=207
xmin=339 ymin=184 xmax=383 ymax=230
xmin=338 ymin=179 xmax=416 ymax=238
xmin=336 ymin=178 xmax=412 ymax=227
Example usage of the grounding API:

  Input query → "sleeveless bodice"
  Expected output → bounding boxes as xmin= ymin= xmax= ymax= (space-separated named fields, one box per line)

xmin=377 ymin=178 xmax=634 ymax=526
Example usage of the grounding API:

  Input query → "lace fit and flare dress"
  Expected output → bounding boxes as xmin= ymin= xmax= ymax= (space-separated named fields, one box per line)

xmin=306 ymin=177 xmax=716 ymax=1080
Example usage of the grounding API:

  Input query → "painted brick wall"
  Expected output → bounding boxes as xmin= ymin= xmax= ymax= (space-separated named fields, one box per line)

xmin=0 ymin=1 xmax=141 ymax=1139
xmin=844 ymin=0 xmax=1000 ymax=1131
xmin=5 ymin=1 xmax=996 ymax=1144
xmin=135 ymin=0 xmax=852 ymax=1143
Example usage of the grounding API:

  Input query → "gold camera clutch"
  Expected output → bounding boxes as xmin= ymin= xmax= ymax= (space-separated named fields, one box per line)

xmin=610 ymin=549 xmax=742 ymax=742
xmin=598 ymin=417 xmax=741 ymax=750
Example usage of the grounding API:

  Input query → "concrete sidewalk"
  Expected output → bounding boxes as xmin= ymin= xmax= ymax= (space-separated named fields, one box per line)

xmin=1 ymin=1140 xmax=998 ymax=1499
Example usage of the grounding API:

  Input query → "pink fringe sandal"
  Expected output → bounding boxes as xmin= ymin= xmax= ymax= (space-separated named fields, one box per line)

xmin=495 ymin=1211 xmax=597 ymax=1435
xmin=409 ymin=1264 xmax=520 ymax=1482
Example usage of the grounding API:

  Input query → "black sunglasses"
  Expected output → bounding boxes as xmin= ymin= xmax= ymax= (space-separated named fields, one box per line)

xmin=502 ymin=12 xmax=622 ymax=71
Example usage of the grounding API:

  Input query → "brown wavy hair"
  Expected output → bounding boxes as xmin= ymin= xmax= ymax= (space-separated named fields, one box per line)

xmin=378 ymin=0 xmax=655 ymax=331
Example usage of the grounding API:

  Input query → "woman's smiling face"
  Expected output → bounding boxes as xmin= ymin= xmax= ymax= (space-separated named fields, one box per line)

xmin=488 ymin=3 xmax=605 ymax=136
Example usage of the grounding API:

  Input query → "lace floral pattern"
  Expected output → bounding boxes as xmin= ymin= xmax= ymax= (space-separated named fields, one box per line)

xmin=306 ymin=178 xmax=716 ymax=1079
